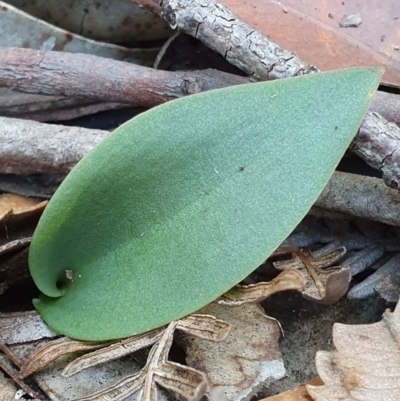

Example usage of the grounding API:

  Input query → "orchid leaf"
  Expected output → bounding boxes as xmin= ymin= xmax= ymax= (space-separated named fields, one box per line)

xmin=29 ymin=68 xmax=382 ymax=340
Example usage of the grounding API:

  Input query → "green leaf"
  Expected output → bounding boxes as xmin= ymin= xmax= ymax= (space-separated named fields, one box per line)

xmin=29 ymin=68 xmax=381 ymax=340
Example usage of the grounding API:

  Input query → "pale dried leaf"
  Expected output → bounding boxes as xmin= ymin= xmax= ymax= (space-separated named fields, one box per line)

xmin=0 ymin=310 xmax=56 ymax=344
xmin=182 ymin=303 xmax=285 ymax=401
xmin=20 ymin=337 xmax=110 ymax=378
xmin=218 ymin=270 xmax=305 ymax=306
xmin=274 ymin=247 xmax=350 ymax=304
xmin=0 ymin=193 xmax=47 ymax=224
xmin=176 ymin=314 xmax=230 ymax=341
xmin=63 ymin=329 xmax=164 ymax=377
xmin=307 ymin=302 xmax=400 ymax=401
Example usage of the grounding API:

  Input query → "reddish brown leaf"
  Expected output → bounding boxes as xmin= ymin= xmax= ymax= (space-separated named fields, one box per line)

xmin=220 ymin=0 xmax=400 ymax=87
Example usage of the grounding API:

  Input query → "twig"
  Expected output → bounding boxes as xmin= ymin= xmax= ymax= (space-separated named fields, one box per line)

xmin=315 ymin=171 xmax=400 ymax=226
xmin=0 ymin=116 xmax=110 ymax=176
xmin=0 ymin=48 xmax=249 ymax=107
xmin=154 ymin=0 xmax=400 ymax=188
xmin=155 ymin=0 xmax=318 ymax=80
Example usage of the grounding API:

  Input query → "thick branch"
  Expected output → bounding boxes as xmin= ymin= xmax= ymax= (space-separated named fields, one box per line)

xmin=155 ymin=0 xmax=400 ymax=188
xmin=0 ymin=117 xmax=110 ymax=176
xmin=315 ymin=171 xmax=400 ymax=226
xmin=0 ymin=48 xmax=249 ymax=107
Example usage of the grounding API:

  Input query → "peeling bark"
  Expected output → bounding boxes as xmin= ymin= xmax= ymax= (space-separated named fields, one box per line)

xmin=315 ymin=171 xmax=400 ymax=226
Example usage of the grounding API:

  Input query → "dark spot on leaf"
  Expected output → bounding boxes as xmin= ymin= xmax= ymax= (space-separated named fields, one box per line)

xmin=145 ymin=22 xmax=152 ymax=30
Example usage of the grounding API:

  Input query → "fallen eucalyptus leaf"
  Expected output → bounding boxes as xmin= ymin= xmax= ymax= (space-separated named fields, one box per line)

xmin=0 ymin=2 xmax=158 ymax=65
xmin=307 ymin=301 xmax=400 ymax=400
xmin=273 ymin=248 xmax=350 ymax=304
xmin=6 ymin=0 xmax=172 ymax=43
xmin=29 ymin=68 xmax=382 ymax=340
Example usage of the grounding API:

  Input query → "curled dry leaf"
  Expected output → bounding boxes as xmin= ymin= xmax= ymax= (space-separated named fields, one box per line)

xmin=273 ymin=247 xmax=350 ymax=304
xmin=62 ymin=329 xmax=164 ymax=377
xmin=307 ymin=301 xmax=400 ymax=401
xmin=218 ymin=269 xmax=306 ymax=306
xmin=0 ymin=193 xmax=47 ymax=224
xmin=19 ymin=337 xmax=110 ymax=379
xmin=17 ymin=314 xmax=228 ymax=401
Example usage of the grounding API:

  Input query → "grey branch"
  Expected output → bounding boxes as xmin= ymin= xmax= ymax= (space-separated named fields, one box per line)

xmin=156 ymin=0 xmax=400 ymax=188
xmin=156 ymin=0 xmax=318 ymax=80
xmin=0 ymin=117 xmax=110 ymax=176
xmin=315 ymin=171 xmax=400 ymax=226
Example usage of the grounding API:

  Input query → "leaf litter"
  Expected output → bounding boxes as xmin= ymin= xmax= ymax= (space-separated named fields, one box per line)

xmin=307 ymin=301 xmax=400 ymax=400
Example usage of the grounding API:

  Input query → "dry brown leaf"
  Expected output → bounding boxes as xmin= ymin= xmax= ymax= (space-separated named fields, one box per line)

xmin=220 ymin=0 xmax=400 ymax=87
xmin=307 ymin=302 xmax=400 ymax=401
xmin=218 ymin=269 xmax=306 ymax=306
xmin=0 ymin=193 xmax=47 ymax=224
xmin=20 ymin=337 xmax=110 ymax=379
xmin=182 ymin=303 xmax=285 ymax=401
xmin=273 ymin=247 xmax=350 ymax=304
xmin=62 ymin=329 xmax=164 ymax=377
xmin=14 ymin=314 xmax=228 ymax=401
